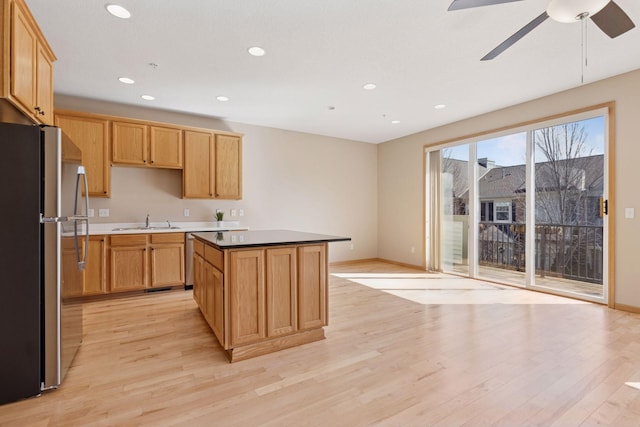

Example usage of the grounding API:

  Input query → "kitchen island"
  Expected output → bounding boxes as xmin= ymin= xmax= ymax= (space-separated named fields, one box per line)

xmin=192 ymin=230 xmax=350 ymax=362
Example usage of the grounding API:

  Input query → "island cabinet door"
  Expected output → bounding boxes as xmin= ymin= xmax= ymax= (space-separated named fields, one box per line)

xmin=192 ymin=253 xmax=204 ymax=309
xmin=297 ymin=244 xmax=327 ymax=330
xmin=265 ymin=247 xmax=298 ymax=337
xmin=229 ymin=249 xmax=265 ymax=347
xmin=210 ymin=267 xmax=224 ymax=344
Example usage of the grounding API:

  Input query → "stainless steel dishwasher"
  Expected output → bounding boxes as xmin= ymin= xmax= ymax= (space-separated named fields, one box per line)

xmin=185 ymin=233 xmax=195 ymax=289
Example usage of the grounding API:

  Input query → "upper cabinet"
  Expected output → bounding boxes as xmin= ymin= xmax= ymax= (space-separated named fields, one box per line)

xmin=54 ymin=109 xmax=243 ymax=200
xmin=215 ymin=134 xmax=242 ymax=199
xmin=183 ymin=130 xmax=242 ymax=200
xmin=55 ymin=112 xmax=111 ymax=197
xmin=1 ymin=0 xmax=56 ymax=125
xmin=112 ymin=121 xmax=183 ymax=169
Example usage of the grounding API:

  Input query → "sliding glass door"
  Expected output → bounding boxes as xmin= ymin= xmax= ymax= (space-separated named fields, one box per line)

xmin=441 ymin=145 xmax=470 ymax=276
xmin=476 ymin=133 xmax=527 ymax=287
xmin=531 ymin=117 xmax=606 ymax=298
xmin=429 ymin=109 xmax=609 ymax=303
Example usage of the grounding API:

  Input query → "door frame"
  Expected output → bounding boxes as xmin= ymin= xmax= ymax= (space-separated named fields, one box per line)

xmin=424 ymin=103 xmax=615 ymax=306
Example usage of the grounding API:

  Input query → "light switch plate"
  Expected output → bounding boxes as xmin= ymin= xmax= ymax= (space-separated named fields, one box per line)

xmin=88 ymin=208 xmax=95 ymax=217
xmin=98 ymin=208 xmax=109 ymax=217
xmin=625 ymin=207 xmax=635 ymax=219
xmin=231 ymin=209 xmax=237 ymax=217
xmin=183 ymin=208 xmax=190 ymax=217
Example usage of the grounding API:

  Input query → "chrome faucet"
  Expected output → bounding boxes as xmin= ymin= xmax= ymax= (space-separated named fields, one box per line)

xmin=145 ymin=214 xmax=150 ymax=228
xmin=166 ymin=220 xmax=171 ymax=228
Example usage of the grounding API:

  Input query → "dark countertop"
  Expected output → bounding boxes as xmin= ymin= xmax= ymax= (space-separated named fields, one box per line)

xmin=192 ymin=229 xmax=351 ymax=249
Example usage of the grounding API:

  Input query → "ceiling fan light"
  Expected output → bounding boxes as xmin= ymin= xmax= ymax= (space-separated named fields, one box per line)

xmin=547 ymin=0 xmax=609 ymax=23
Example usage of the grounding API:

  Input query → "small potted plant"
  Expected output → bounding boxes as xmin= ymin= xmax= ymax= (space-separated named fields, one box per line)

xmin=215 ymin=211 xmax=224 ymax=227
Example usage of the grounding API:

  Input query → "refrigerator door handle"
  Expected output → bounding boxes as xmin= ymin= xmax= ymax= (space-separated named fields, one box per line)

xmin=73 ymin=166 xmax=89 ymax=271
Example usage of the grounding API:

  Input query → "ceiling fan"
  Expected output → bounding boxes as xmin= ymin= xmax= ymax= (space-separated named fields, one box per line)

xmin=449 ymin=0 xmax=636 ymax=60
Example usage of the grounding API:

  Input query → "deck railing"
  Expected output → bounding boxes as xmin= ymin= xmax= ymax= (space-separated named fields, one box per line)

xmin=478 ymin=222 xmax=603 ymax=284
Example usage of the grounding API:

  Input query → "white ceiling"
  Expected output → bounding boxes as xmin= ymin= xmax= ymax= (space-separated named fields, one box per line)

xmin=25 ymin=0 xmax=640 ymax=143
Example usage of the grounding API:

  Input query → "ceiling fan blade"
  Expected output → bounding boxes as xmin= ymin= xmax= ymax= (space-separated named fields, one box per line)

xmin=591 ymin=1 xmax=635 ymax=38
xmin=448 ymin=0 xmax=523 ymax=11
xmin=481 ymin=11 xmax=549 ymax=61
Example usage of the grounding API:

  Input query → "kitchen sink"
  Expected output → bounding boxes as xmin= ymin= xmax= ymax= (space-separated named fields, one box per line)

xmin=112 ymin=226 xmax=181 ymax=231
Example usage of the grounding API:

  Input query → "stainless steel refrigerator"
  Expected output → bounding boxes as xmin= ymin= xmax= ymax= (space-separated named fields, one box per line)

xmin=0 ymin=121 xmax=89 ymax=405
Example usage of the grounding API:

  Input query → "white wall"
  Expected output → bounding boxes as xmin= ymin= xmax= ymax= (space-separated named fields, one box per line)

xmin=55 ymin=95 xmax=378 ymax=262
xmin=378 ymin=68 xmax=640 ymax=309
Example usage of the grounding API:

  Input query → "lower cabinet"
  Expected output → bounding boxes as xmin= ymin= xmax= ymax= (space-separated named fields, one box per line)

xmin=266 ymin=247 xmax=297 ymax=338
xmin=150 ymin=233 xmax=185 ymax=288
xmin=297 ymin=245 xmax=327 ymax=330
xmin=193 ymin=244 xmax=225 ymax=344
xmin=62 ymin=232 xmax=185 ymax=296
xmin=193 ymin=241 xmax=327 ymax=360
xmin=62 ymin=235 xmax=108 ymax=298
xmin=229 ymin=249 xmax=266 ymax=347
xmin=110 ymin=234 xmax=148 ymax=292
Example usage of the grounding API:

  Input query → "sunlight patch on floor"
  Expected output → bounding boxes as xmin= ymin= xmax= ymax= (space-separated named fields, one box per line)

xmin=333 ymin=273 xmax=590 ymax=305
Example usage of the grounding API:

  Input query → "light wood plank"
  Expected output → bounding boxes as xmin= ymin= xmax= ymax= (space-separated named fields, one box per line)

xmin=1 ymin=260 xmax=639 ymax=426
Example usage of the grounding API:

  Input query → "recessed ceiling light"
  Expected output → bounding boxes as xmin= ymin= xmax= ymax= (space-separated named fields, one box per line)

xmin=216 ymin=96 xmax=229 ymax=102
xmin=105 ymin=4 xmax=131 ymax=19
xmin=434 ymin=104 xmax=446 ymax=109
xmin=118 ymin=77 xmax=135 ymax=84
xmin=141 ymin=95 xmax=155 ymax=101
xmin=391 ymin=120 xmax=400 ymax=124
xmin=247 ymin=46 xmax=266 ymax=57
xmin=363 ymin=83 xmax=377 ymax=90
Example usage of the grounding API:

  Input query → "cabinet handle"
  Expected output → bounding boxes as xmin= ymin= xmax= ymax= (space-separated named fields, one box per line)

xmin=34 ymin=106 xmax=45 ymax=115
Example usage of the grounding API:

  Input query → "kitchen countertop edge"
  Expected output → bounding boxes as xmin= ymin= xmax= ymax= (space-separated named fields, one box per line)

xmin=193 ymin=229 xmax=351 ymax=250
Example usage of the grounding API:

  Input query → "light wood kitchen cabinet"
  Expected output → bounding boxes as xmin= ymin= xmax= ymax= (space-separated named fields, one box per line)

xmin=210 ymin=266 xmax=224 ymax=344
xmin=192 ymin=232 xmax=339 ymax=362
xmin=229 ymin=249 xmax=266 ymax=347
xmin=110 ymin=234 xmax=147 ymax=292
xmin=183 ymin=131 xmax=242 ymax=199
xmin=149 ymin=126 xmax=183 ymax=168
xmin=183 ymin=130 xmax=213 ymax=198
xmin=193 ymin=243 xmax=224 ymax=344
xmin=112 ymin=122 xmax=182 ymax=169
xmin=266 ymin=247 xmax=297 ymax=337
xmin=55 ymin=112 xmax=111 ymax=197
xmin=1 ymin=0 xmax=56 ymax=125
xmin=150 ymin=233 xmax=185 ymax=288
xmin=110 ymin=233 xmax=185 ymax=293
xmin=111 ymin=121 xmax=148 ymax=166
xmin=215 ymin=134 xmax=242 ymax=199
xmin=193 ymin=240 xmax=205 ymax=307
xmin=62 ymin=235 xmax=108 ymax=297
xmin=297 ymin=245 xmax=327 ymax=330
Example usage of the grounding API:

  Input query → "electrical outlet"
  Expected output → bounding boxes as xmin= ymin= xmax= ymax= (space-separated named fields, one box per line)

xmin=183 ymin=208 xmax=190 ymax=217
xmin=239 ymin=209 xmax=244 ymax=217
xmin=88 ymin=208 xmax=95 ymax=217
xmin=98 ymin=208 xmax=109 ymax=217
xmin=231 ymin=209 xmax=237 ymax=217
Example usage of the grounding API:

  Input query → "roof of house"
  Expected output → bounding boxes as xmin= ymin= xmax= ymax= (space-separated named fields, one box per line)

xmin=456 ymin=154 xmax=604 ymax=200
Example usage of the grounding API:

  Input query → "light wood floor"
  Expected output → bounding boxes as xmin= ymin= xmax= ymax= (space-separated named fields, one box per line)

xmin=2 ymin=261 xmax=640 ymax=426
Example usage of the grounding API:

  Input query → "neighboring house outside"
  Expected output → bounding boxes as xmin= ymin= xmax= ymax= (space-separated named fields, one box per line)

xmin=442 ymin=155 xmax=604 ymax=283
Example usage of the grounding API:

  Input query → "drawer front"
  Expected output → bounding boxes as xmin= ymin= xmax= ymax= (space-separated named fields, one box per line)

xmin=204 ymin=245 xmax=224 ymax=271
xmin=193 ymin=239 xmax=205 ymax=257
xmin=151 ymin=232 xmax=185 ymax=244
xmin=110 ymin=234 xmax=148 ymax=246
